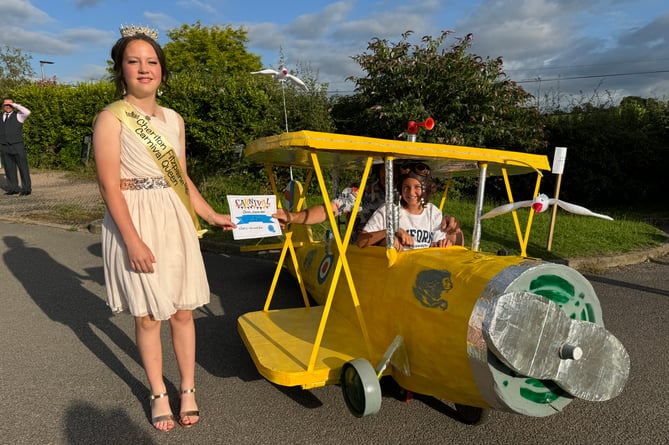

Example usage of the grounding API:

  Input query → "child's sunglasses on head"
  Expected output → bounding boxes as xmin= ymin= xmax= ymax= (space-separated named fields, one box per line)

xmin=400 ymin=161 xmax=431 ymax=177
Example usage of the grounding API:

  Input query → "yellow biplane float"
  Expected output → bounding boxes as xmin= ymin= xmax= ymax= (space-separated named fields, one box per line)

xmin=237 ymin=124 xmax=630 ymax=424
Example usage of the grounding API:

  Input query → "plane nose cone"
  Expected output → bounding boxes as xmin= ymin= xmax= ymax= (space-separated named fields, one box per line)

xmin=483 ymin=291 xmax=630 ymax=402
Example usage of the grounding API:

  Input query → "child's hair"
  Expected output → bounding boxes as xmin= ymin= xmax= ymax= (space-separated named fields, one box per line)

xmin=396 ymin=161 xmax=436 ymax=207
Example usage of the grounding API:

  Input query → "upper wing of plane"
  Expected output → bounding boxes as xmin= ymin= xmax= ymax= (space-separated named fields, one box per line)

xmin=245 ymin=130 xmax=551 ymax=177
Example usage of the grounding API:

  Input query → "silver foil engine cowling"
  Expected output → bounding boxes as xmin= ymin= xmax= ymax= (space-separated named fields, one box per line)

xmin=467 ymin=262 xmax=630 ymax=416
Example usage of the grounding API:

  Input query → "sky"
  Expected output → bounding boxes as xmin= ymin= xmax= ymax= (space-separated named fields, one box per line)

xmin=2 ymin=0 xmax=669 ymax=106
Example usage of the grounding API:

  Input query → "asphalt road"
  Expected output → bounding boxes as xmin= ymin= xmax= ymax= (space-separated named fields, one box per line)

xmin=1 ymin=220 xmax=667 ymax=445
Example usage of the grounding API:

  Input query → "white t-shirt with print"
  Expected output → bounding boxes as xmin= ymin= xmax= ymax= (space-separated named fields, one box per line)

xmin=363 ymin=203 xmax=445 ymax=250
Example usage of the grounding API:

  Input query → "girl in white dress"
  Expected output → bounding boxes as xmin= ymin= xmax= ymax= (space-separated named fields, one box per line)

xmin=93 ymin=29 xmax=235 ymax=431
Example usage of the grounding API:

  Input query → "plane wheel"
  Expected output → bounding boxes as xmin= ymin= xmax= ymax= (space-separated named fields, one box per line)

xmin=454 ymin=403 xmax=491 ymax=425
xmin=340 ymin=358 xmax=382 ymax=417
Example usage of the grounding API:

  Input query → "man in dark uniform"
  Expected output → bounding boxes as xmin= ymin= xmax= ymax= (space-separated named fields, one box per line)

xmin=1 ymin=97 xmax=32 ymax=196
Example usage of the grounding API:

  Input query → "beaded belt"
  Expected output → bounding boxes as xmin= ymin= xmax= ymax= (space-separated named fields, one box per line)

xmin=120 ymin=177 xmax=169 ymax=191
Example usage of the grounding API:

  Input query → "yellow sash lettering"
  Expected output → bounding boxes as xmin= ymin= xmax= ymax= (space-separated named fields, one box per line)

xmin=105 ymin=101 xmax=207 ymax=237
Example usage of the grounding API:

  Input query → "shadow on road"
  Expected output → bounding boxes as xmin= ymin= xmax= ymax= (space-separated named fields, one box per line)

xmin=2 ymin=235 xmax=147 ymax=402
xmin=585 ymin=272 xmax=669 ymax=298
xmin=64 ymin=402 xmax=155 ymax=444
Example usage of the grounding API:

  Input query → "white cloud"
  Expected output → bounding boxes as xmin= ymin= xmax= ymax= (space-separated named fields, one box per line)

xmin=176 ymin=0 xmax=219 ymax=17
xmin=60 ymin=28 xmax=114 ymax=45
xmin=0 ymin=0 xmax=52 ymax=24
xmin=444 ymin=0 xmax=669 ymax=100
xmin=3 ymin=27 xmax=77 ymax=55
xmin=144 ymin=11 xmax=181 ymax=34
xmin=287 ymin=1 xmax=354 ymax=39
xmin=247 ymin=22 xmax=284 ymax=51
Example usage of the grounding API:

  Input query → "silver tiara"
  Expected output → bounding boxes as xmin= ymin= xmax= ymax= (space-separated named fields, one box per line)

xmin=120 ymin=24 xmax=158 ymax=41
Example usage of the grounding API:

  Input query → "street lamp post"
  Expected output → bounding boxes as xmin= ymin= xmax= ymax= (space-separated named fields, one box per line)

xmin=39 ymin=60 xmax=54 ymax=81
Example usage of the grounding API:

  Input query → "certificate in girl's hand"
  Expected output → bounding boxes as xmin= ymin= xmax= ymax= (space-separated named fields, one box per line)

xmin=227 ymin=195 xmax=282 ymax=240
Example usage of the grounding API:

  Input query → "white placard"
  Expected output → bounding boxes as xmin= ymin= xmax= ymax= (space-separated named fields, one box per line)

xmin=227 ymin=195 xmax=282 ymax=240
xmin=552 ymin=146 xmax=567 ymax=174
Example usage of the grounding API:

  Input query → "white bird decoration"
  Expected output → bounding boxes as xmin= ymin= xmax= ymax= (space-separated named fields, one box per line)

xmin=481 ymin=193 xmax=613 ymax=220
xmin=251 ymin=67 xmax=308 ymax=90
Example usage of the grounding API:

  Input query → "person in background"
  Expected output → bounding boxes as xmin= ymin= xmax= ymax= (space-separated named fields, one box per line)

xmin=1 ymin=97 xmax=32 ymax=196
xmin=93 ymin=26 xmax=235 ymax=432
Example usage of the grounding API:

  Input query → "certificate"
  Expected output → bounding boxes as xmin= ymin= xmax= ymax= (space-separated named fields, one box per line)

xmin=227 ymin=195 xmax=282 ymax=240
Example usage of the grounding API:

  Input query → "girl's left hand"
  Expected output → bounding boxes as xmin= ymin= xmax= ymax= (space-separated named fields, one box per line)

xmin=433 ymin=238 xmax=453 ymax=248
xmin=394 ymin=228 xmax=414 ymax=249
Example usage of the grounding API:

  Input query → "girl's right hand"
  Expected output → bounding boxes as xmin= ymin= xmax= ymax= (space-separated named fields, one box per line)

xmin=126 ymin=239 xmax=156 ymax=273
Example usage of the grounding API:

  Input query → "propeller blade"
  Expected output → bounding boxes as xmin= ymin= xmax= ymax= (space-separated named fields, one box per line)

xmin=481 ymin=200 xmax=532 ymax=219
xmin=555 ymin=200 xmax=613 ymax=220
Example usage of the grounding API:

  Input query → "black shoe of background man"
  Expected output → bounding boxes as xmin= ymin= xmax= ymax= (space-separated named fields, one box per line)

xmin=19 ymin=191 xmax=31 ymax=196
xmin=4 ymin=191 xmax=19 ymax=195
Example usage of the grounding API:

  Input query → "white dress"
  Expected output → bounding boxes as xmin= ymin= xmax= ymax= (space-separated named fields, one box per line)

xmin=101 ymin=106 xmax=209 ymax=320
xmin=363 ymin=202 xmax=445 ymax=250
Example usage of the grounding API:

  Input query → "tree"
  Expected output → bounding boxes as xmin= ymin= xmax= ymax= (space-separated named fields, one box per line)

xmin=331 ymin=31 xmax=544 ymax=153
xmin=159 ymin=26 xmax=333 ymax=176
xmin=0 ymin=46 xmax=36 ymax=90
xmin=162 ymin=63 xmax=334 ymax=180
xmin=163 ymin=21 xmax=262 ymax=76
